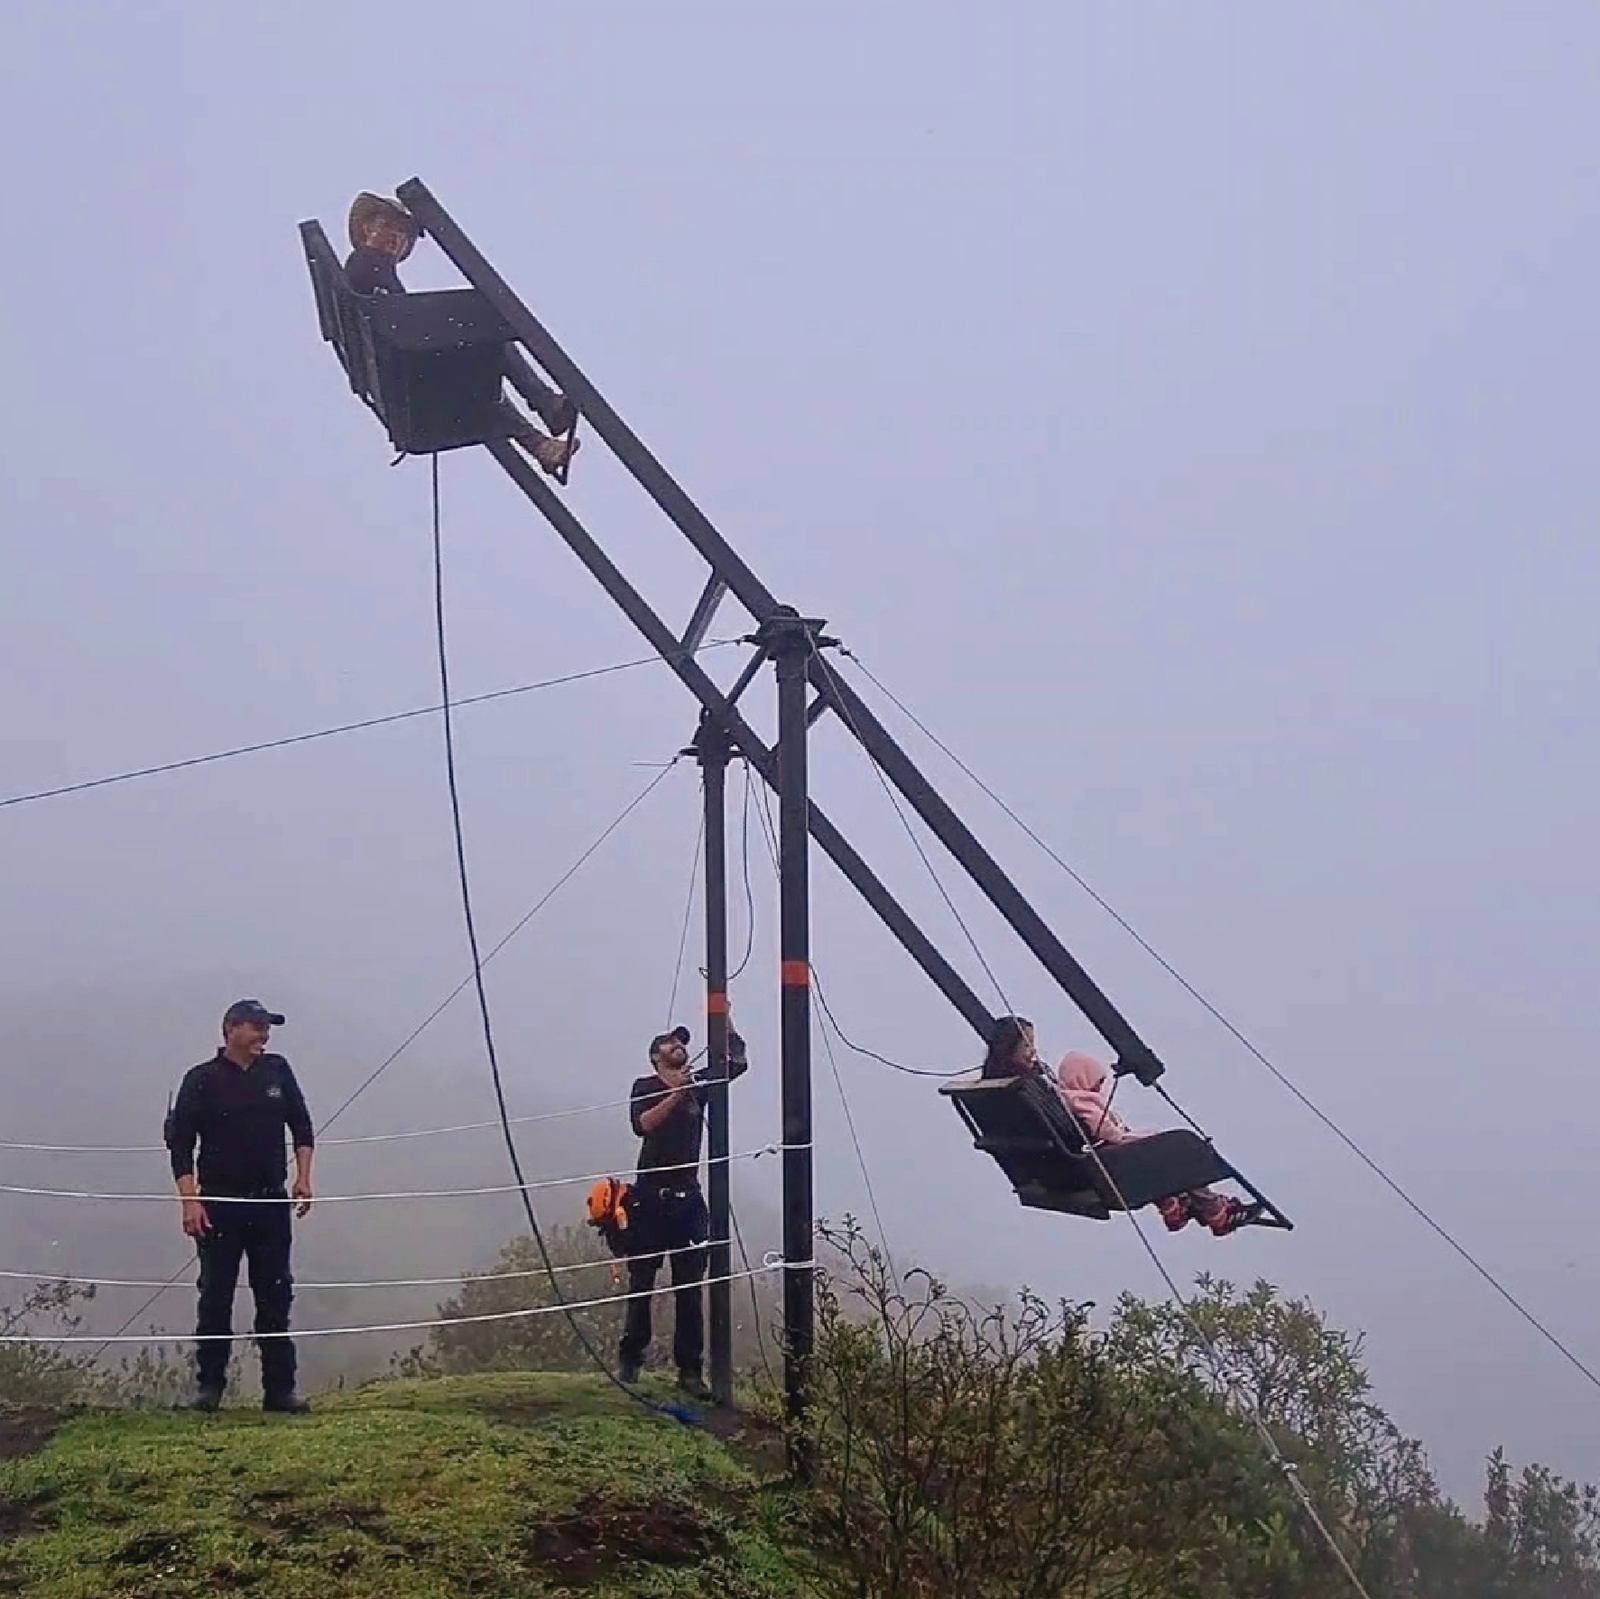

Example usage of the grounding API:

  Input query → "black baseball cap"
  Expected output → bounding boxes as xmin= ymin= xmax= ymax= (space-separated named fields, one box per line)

xmin=223 ymin=999 xmax=285 ymax=1028
xmin=648 ymin=1025 xmax=691 ymax=1058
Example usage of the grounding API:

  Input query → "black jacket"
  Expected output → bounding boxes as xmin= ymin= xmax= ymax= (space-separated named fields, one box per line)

xmin=166 ymin=1051 xmax=314 ymax=1197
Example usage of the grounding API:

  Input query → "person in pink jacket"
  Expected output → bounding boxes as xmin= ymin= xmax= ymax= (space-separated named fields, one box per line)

xmin=1054 ymin=1050 xmax=1247 ymax=1237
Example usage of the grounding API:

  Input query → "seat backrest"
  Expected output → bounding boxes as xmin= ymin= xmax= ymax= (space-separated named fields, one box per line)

xmin=299 ymin=221 xmax=382 ymax=404
xmin=941 ymin=1072 xmax=1100 ymax=1203
xmin=959 ymin=1071 xmax=1090 ymax=1152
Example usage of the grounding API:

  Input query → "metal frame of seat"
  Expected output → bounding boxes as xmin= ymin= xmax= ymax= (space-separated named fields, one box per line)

xmin=940 ymin=1072 xmax=1293 ymax=1229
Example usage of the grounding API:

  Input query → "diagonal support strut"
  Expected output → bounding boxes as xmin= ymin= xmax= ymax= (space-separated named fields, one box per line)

xmin=483 ymin=437 xmax=994 ymax=1041
xmin=396 ymin=176 xmax=1163 ymax=1081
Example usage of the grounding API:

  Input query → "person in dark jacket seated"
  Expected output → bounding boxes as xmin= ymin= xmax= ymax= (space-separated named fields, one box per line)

xmin=979 ymin=1014 xmax=1045 ymax=1080
xmin=977 ymin=1015 xmax=1247 ymax=1237
xmin=343 ymin=191 xmax=579 ymax=477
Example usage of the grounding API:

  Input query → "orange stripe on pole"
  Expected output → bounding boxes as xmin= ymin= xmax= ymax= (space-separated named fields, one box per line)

xmin=706 ymin=991 xmax=729 ymax=1014
xmin=780 ymin=961 xmax=811 ymax=987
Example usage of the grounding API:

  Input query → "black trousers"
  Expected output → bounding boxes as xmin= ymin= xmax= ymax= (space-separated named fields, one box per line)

xmin=618 ymin=1185 xmax=709 ymax=1375
xmin=193 ymin=1192 xmax=296 ymax=1396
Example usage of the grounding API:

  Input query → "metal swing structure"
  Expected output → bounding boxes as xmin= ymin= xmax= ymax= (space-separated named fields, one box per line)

xmin=300 ymin=177 xmax=1293 ymax=1448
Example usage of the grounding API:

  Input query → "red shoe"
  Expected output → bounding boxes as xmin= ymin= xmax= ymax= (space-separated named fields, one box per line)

xmin=1207 ymin=1198 xmax=1248 ymax=1237
xmin=1158 ymin=1196 xmax=1191 ymax=1232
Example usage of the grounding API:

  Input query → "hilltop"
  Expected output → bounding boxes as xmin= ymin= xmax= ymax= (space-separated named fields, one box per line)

xmin=0 ymin=1373 xmax=800 ymax=1598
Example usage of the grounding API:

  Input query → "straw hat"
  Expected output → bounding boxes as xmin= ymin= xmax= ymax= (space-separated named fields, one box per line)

xmin=347 ymin=192 xmax=420 ymax=258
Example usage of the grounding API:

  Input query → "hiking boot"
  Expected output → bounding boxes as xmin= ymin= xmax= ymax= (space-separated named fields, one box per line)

xmin=676 ymin=1369 xmax=714 ymax=1403
xmin=187 ymin=1386 xmax=224 ymax=1413
xmin=262 ymin=1391 xmax=310 ymax=1415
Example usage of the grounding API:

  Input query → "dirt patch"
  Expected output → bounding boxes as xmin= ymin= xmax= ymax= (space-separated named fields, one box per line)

xmin=207 ymin=1555 xmax=265 ymax=1590
xmin=0 ymin=1491 xmax=54 ymax=1538
xmin=242 ymin=1491 xmax=386 ymax=1543
xmin=702 ymin=1406 xmax=788 ymax=1476
xmin=0 ymin=1409 xmax=63 ymax=1462
xmin=525 ymin=1492 xmax=723 ymax=1584
xmin=110 ymin=1527 xmax=193 ymax=1568
xmin=481 ymin=1397 xmax=566 ymax=1430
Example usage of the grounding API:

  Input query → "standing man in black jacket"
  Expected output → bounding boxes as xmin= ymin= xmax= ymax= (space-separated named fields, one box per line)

xmin=619 ymin=1023 xmax=748 ymax=1398
xmin=165 ymin=1000 xmax=315 ymax=1413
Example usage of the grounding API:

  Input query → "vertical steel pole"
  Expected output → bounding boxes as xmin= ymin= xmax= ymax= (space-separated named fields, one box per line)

xmin=698 ymin=712 xmax=735 ymax=1407
xmin=761 ymin=608 xmax=818 ymax=1475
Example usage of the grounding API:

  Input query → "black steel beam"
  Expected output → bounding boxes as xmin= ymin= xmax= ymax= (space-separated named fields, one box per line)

xmin=697 ymin=710 xmax=735 ymax=1405
xmin=398 ymin=178 xmax=782 ymax=626
xmin=395 ymin=178 xmax=1161 ymax=1077
xmin=681 ymin=576 xmax=729 ymax=653
xmin=808 ymin=657 xmax=1166 ymax=1085
xmin=721 ymin=642 xmax=769 ymax=714
xmin=761 ymin=612 xmax=818 ymax=1471
xmin=482 ymin=437 xmax=995 ymax=1041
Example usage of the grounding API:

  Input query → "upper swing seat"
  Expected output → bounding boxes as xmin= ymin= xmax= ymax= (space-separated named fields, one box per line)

xmin=940 ymin=1071 xmax=1292 ymax=1229
xmin=299 ymin=218 xmax=524 ymax=457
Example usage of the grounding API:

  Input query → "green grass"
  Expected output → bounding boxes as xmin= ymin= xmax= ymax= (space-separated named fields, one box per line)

xmin=0 ymin=1373 xmax=804 ymax=1598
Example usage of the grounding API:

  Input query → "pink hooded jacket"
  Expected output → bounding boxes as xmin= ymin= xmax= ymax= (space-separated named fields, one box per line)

xmin=1055 ymin=1051 xmax=1142 ymax=1145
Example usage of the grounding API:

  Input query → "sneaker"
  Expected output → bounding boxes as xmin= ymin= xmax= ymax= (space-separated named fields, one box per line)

xmin=527 ymin=433 xmax=579 ymax=476
xmin=1157 ymin=1196 xmax=1191 ymax=1233
xmin=676 ymin=1370 xmax=714 ymax=1403
xmin=1207 ymin=1198 xmax=1249 ymax=1238
xmin=187 ymin=1387 xmax=224 ymax=1413
xmin=262 ymin=1392 xmax=310 ymax=1415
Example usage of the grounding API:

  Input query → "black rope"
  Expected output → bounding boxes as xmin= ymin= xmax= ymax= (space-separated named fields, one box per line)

xmin=847 ymin=650 xmax=1600 ymax=1401
xmin=806 ymin=661 xmax=1372 ymax=1592
xmin=750 ymin=779 xmax=963 ymax=1081
xmin=2 ymin=647 xmax=731 ymax=814
xmin=729 ymin=1200 xmax=777 ymax=1388
xmin=807 ymin=642 xmax=1010 ymax=1009
xmin=666 ymin=809 xmax=705 ymax=1025
xmin=755 ymin=645 xmax=1369 ymax=1587
xmin=428 ymin=454 xmax=699 ymax=1426
xmin=727 ymin=762 xmax=757 ymax=983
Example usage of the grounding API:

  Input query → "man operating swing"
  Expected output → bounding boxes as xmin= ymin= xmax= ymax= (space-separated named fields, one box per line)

xmin=619 ymin=1022 xmax=749 ymax=1398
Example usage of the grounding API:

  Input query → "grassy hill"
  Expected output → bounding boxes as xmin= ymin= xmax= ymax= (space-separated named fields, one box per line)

xmin=0 ymin=1373 xmax=802 ymax=1598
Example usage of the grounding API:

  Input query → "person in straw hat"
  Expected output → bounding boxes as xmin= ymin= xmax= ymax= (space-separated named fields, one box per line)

xmin=344 ymin=192 xmax=579 ymax=478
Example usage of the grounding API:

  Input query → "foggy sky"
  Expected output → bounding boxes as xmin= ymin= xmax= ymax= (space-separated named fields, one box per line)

xmin=2 ymin=3 xmax=1596 ymax=1501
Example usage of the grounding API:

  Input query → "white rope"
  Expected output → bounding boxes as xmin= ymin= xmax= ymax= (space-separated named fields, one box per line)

xmin=0 ymin=1143 xmax=805 ymax=1205
xmin=0 ymin=1238 xmax=725 ymax=1292
xmin=0 ymin=1095 xmax=641 ymax=1155
xmin=0 ymin=1261 xmax=811 ymax=1344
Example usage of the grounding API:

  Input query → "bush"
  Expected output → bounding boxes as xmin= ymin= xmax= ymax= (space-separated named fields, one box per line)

xmin=408 ymin=1225 xmax=623 ymax=1374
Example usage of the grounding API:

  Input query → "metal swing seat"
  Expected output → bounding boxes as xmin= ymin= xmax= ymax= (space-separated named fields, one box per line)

xmin=940 ymin=1071 xmax=1292 ymax=1229
xmin=299 ymin=220 xmax=526 ymax=457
